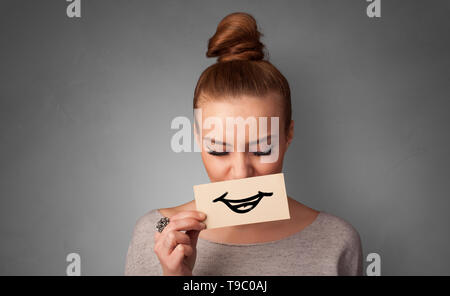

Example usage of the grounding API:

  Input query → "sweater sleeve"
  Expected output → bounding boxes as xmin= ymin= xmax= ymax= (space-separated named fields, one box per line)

xmin=124 ymin=210 xmax=163 ymax=276
xmin=337 ymin=223 xmax=364 ymax=276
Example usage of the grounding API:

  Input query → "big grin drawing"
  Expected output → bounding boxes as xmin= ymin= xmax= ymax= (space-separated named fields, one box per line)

xmin=212 ymin=191 xmax=274 ymax=214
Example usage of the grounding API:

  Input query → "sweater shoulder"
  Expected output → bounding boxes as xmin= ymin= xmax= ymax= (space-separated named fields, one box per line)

xmin=316 ymin=212 xmax=364 ymax=275
xmin=315 ymin=212 xmax=362 ymax=249
xmin=134 ymin=208 xmax=162 ymax=232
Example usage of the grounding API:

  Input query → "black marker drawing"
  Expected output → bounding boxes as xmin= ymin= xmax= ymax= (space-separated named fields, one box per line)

xmin=212 ymin=191 xmax=274 ymax=214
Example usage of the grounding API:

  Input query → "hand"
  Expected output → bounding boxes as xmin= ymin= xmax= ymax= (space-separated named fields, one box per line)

xmin=153 ymin=210 xmax=207 ymax=276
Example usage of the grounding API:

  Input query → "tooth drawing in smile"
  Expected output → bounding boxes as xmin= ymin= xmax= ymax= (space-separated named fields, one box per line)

xmin=212 ymin=191 xmax=274 ymax=214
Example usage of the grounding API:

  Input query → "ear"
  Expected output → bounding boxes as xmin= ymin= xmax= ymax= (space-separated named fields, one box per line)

xmin=285 ymin=120 xmax=294 ymax=150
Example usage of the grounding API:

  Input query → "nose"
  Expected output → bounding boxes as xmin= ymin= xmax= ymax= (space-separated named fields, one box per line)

xmin=230 ymin=153 xmax=254 ymax=179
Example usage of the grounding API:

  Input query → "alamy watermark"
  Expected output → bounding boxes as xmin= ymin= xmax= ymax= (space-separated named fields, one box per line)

xmin=66 ymin=252 xmax=81 ymax=276
xmin=171 ymin=109 xmax=280 ymax=163
xmin=66 ymin=0 xmax=81 ymax=18
xmin=65 ymin=1 xmax=380 ymax=21
xmin=366 ymin=0 xmax=381 ymax=18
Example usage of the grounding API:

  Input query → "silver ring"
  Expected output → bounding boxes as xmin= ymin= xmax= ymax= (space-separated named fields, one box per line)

xmin=156 ymin=217 xmax=170 ymax=233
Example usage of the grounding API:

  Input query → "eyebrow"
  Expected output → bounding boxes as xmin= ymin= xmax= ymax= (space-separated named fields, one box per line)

xmin=203 ymin=137 xmax=233 ymax=147
xmin=249 ymin=135 xmax=275 ymax=146
xmin=203 ymin=135 xmax=275 ymax=146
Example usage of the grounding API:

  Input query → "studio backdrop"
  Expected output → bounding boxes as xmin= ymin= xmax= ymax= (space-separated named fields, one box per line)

xmin=0 ymin=0 xmax=449 ymax=275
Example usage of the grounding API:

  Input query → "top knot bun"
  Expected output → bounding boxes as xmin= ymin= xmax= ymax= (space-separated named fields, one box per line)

xmin=206 ymin=12 xmax=266 ymax=62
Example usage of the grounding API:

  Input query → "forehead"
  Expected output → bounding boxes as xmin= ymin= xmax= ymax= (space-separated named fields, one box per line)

xmin=199 ymin=94 xmax=284 ymax=122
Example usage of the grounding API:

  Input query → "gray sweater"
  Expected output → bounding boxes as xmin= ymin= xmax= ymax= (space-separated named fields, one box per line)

xmin=125 ymin=209 xmax=364 ymax=276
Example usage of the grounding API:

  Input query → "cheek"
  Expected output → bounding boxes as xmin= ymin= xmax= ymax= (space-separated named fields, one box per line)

xmin=250 ymin=155 xmax=284 ymax=175
xmin=251 ymin=142 xmax=287 ymax=174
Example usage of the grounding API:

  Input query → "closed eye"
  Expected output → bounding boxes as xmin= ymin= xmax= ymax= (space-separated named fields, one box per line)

xmin=206 ymin=147 xmax=272 ymax=156
xmin=207 ymin=150 xmax=229 ymax=156
xmin=253 ymin=148 xmax=272 ymax=156
xmin=208 ymin=149 xmax=272 ymax=156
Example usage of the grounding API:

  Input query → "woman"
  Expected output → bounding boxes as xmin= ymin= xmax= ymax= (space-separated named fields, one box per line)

xmin=125 ymin=12 xmax=363 ymax=276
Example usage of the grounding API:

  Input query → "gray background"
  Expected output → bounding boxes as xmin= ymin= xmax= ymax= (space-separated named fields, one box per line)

xmin=1 ymin=0 xmax=449 ymax=275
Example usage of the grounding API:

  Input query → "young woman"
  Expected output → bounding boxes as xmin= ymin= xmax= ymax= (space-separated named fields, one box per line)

xmin=125 ymin=12 xmax=363 ymax=276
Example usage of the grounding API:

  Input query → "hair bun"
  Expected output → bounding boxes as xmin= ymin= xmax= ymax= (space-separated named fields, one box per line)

xmin=206 ymin=12 xmax=266 ymax=62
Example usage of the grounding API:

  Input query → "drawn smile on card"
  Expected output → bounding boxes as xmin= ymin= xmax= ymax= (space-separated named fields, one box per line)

xmin=212 ymin=191 xmax=274 ymax=214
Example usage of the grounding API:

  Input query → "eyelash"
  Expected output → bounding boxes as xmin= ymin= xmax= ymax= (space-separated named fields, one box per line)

xmin=207 ymin=150 xmax=229 ymax=156
xmin=253 ymin=148 xmax=272 ymax=156
xmin=206 ymin=148 xmax=272 ymax=156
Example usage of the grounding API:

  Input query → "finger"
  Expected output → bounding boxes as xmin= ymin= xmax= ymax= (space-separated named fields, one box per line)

xmin=169 ymin=244 xmax=190 ymax=268
xmin=164 ymin=218 xmax=206 ymax=233
xmin=170 ymin=210 xmax=206 ymax=222
xmin=186 ymin=229 xmax=202 ymax=247
xmin=164 ymin=231 xmax=191 ymax=248
xmin=158 ymin=230 xmax=191 ymax=256
xmin=179 ymin=243 xmax=194 ymax=257
xmin=154 ymin=231 xmax=161 ymax=241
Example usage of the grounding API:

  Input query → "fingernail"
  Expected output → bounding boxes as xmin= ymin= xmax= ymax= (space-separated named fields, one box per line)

xmin=200 ymin=213 xmax=206 ymax=219
xmin=201 ymin=222 xmax=207 ymax=229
